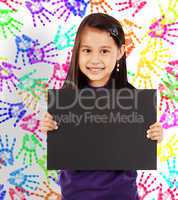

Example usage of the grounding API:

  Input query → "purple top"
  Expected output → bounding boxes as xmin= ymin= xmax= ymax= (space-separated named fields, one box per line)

xmin=60 ymin=80 xmax=139 ymax=200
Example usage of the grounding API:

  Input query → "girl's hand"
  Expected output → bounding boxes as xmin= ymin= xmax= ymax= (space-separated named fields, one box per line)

xmin=146 ymin=122 xmax=163 ymax=143
xmin=40 ymin=112 xmax=58 ymax=133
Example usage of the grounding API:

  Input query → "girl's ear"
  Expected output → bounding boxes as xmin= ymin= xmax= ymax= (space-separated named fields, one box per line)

xmin=117 ymin=44 xmax=125 ymax=60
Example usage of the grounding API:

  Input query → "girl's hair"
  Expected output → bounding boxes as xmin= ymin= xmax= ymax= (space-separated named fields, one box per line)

xmin=63 ymin=13 xmax=128 ymax=89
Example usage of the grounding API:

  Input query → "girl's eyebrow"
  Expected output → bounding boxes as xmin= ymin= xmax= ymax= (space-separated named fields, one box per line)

xmin=80 ymin=45 xmax=112 ymax=49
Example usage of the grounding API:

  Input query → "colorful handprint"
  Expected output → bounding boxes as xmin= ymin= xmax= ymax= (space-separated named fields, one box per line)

xmin=16 ymin=134 xmax=44 ymax=165
xmin=0 ymin=62 xmax=21 ymax=93
xmin=90 ymin=0 xmax=112 ymax=13
xmin=0 ymin=100 xmax=27 ymax=127
xmin=54 ymin=25 xmax=76 ymax=50
xmin=8 ymin=165 xmax=39 ymax=191
xmin=0 ymin=134 xmax=16 ymax=167
xmin=15 ymin=34 xmax=39 ymax=66
xmin=0 ymin=0 xmax=22 ymax=11
xmin=116 ymin=0 xmax=147 ymax=17
xmin=27 ymin=41 xmax=59 ymax=65
xmin=25 ymin=0 xmax=54 ymax=27
xmin=160 ymin=109 xmax=178 ymax=129
xmin=0 ymin=184 xmax=6 ymax=200
xmin=0 ymin=9 xmax=23 ymax=39
xmin=9 ymin=186 xmax=27 ymax=200
xmin=157 ymin=133 xmax=178 ymax=162
xmin=159 ymin=157 xmax=178 ymax=188
xmin=52 ymin=0 xmax=89 ymax=21
xmin=17 ymin=69 xmax=48 ymax=111
xmin=20 ymin=111 xmax=46 ymax=142
xmin=48 ymin=51 xmax=70 ymax=89
xmin=149 ymin=15 xmax=178 ymax=45
xmin=137 ymin=171 xmax=160 ymax=200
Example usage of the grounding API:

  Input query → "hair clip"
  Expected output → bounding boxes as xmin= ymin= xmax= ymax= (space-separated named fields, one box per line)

xmin=108 ymin=27 xmax=119 ymax=38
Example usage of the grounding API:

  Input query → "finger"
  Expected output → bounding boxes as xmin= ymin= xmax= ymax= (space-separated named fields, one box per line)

xmin=41 ymin=121 xmax=58 ymax=130
xmin=149 ymin=122 xmax=162 ymax=129
xmin=149 ymin=136 xmax=162 ymax=141
xmin=40 ymin=126 xmax=55 ymax=132
xmin=147 ymin=127 xmax=162 ymax=134
xmin=44 ymin=112 xmax=53 ymax=120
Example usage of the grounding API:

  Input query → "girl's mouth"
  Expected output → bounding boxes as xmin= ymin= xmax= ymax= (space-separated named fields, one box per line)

xmin=86 ymin=66 xmax=105 ymax=73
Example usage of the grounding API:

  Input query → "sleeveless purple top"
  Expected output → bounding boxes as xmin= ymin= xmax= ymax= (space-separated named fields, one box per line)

xmin=60 ymin=80 xmax=139 ymax=200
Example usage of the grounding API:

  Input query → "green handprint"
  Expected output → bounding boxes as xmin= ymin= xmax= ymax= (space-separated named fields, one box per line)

xmin=0 ymin=9 xmax=23 ymax=39
xmin=16 ymin=134 xmax=44 ymax=165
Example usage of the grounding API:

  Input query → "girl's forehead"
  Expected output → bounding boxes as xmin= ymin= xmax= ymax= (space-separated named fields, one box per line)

xmin=80 ymin=26 xmax=116 ymax=46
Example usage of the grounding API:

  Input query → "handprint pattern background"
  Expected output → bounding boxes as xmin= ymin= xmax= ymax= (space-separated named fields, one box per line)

xmin=0 ymin=0 xmax=178 ymax=199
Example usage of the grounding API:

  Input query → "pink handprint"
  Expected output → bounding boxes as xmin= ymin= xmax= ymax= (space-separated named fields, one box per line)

xmin=149 ymin=15 xmax=178 ymax=45
xmin=137 ymin=171 xmax=160 ymax=200
xmin=0 ymin=62 xmax=21 ymax=93
xmin=116 ymin=0 xmax=147 ymax=17
xmin=48 ymin=51 xmax=70 ymax=89
xmin=0 ymin=0 xmax=22 ymax=11
xmin=160 ymin=109 xmax=178 ymax=129
xmin=20 ymin=111 xmax=46 ymax=142
xmin=157 ymin=184 xmax=178 ymax=200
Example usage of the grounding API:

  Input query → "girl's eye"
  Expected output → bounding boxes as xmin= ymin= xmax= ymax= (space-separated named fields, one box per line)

xmin=82 ymin=49 xmax=91 ymax=53
xmin=101 ymin=49 xmax=110 ymax=54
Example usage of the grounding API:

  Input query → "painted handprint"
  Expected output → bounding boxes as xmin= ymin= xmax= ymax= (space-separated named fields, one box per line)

xmin=0 ymin=184 xmax=6 ymax=200
xmin=8 ymin=165 xmax=39 ymax=191
xmin=137 ymin=171 xmax=160 ymax=200
xmin=116 ymin=0 xmax=147 ymax=17
xmin=0 ymin=62 xmax=21 ymax=93
xmin=54 ymin=25 xmax=76 ymax=50
xmin=37 ymin=154 xmax=59 ymax=184
xmin=160 ymin=109 xmax=178 ymax=129
xmin=159 ymin=157 xmax=178 ymax=188
xmin=0 ymin=0 xmax=22 ymax=11
xmin=25 ymin=0 xmax=54 ymax=27
xmin=48 ymin=51 xmax=70 ymax=89
xmin=0 ymin=99 xmax=27 ymax=127
xmin=20 ymin=111 xmax=46 ymax=142
xmin=27 ymin=41 xmax=59 ymax=65
xmin=15 ymin=34 xmax=39 ymax=66
xmin=121 ymin=19 xmax=142 ymax=56
xmin=159 ymin=0 xmax=178 ymax=23
xmin=157 ymin=133 xmax=178 ymax=162
xmin=16 ymin=134 xmax=44 ymax=165
xmin=166 ymin=60 xmax=178 ymax=80
xmin=52 ymin=0 xmax=88 ymax=21
xmin=30 ymin=181 xmax=61 ymax=200
xmin=9 ymin=186 xmax=27 ymax=200
xmin=0 ymin=9 xmax=23 ymax=39
xmin=159 ymin=83 xmax=176 ymax=114
xmin=149 ymin=15 xmax=178 ymax=45
xmin=17 ymin=69 xmax=48 ymax=111
xmin=89 ymin=0 xmax=112 ymax=13
xmin=0 ymin=134 xmax=16 ymax=167
xmin=157 ymin=184 xmax=178 ymax=200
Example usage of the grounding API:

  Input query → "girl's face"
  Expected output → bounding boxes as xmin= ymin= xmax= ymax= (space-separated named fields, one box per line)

xmin=79 ymin=26 xmax=125 ymax=87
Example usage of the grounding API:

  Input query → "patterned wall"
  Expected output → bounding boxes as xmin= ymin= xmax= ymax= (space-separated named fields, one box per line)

xmin=0 ymin=0 xmax=177 ymax=199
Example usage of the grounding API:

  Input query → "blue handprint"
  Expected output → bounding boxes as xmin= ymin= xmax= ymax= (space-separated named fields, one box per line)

xmin=0 ymin=184 xmax=6 ymax=200
xmin=0 ymin=134 xmax=16 ymax=167
xmin=8 ymin=165 xmax=39 ymax=191
xmin=0 ymin=99 xmax=27 ymax=127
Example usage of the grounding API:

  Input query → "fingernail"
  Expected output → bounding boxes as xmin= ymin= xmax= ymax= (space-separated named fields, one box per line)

xmin=147 ymin=134 xmax=150 ymax=138
xmin=147 ymin=130 xmax=150 ymax=134
xmin=55 ymin=126 xmax=58 ymax=129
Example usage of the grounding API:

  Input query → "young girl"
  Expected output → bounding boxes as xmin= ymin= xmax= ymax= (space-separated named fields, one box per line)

xmin=40 ymin=13 xmax=163 ymax=200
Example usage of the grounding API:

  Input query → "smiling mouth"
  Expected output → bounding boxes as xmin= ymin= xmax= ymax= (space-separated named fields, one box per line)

xmin=86 ymin=67 xmax=105 ymax=73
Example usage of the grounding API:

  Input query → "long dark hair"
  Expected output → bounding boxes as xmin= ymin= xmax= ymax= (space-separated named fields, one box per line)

xmin=63 ymin=13 xmax=128 ymax=89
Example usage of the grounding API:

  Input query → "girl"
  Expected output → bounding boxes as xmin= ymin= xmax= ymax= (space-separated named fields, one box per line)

xmin=40 ymin=13 xmax=163 ymax=200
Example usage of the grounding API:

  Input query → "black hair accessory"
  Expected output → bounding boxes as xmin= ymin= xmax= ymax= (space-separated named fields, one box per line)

xmin=108 ymin=26 xmax=122 ymax=45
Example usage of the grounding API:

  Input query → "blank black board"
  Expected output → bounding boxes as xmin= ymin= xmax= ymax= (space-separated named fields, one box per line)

xmin=47 ymin=88 xmax=157 ymax=170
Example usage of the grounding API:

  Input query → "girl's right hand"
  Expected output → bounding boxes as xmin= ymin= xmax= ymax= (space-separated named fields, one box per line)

xmin=40 ymin=112 xmax=58 ymax=133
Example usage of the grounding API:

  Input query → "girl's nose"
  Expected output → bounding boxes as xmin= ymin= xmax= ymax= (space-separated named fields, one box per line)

xmin=90 ymin=54 xmax=100 ymax=65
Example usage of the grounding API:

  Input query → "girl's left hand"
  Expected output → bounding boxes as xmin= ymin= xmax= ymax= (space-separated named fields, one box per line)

xmin=146 ymin=122 xmax=163 ymax=143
